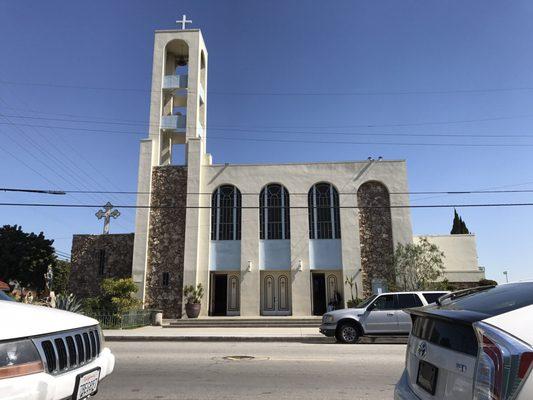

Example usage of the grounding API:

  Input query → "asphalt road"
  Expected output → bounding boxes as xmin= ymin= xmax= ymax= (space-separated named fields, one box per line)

xmin=98 ymin=341 xmax=406 ymax=400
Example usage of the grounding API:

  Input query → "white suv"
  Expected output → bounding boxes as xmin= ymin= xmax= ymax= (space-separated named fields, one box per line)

xmin=319 ymin=291 xmax=448 ymax=343
xmin=395 ymin=282 xmax=533 ymax=399
xmin=0 ymin=300 xmax=115 ymax=400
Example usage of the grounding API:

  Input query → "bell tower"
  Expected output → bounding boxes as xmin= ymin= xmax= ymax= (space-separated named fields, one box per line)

xmin=151 ymin=26 xmax=208 ymax=165
xmin=132 ymin=22 xmax=209 ymax=310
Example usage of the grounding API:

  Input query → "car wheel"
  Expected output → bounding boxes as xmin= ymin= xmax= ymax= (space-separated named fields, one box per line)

xmin=336 ymin=322 xmax=360 ymax=344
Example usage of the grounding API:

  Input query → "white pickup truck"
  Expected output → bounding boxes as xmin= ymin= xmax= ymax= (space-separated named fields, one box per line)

xmin=0 ymin=299 xmax=115 ymax=400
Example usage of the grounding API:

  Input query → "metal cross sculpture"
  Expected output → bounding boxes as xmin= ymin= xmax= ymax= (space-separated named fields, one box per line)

xmin=95 ymin=202 xmax=121 ymax=234
xmin=176 ymin=14 xmax=192 ymax=30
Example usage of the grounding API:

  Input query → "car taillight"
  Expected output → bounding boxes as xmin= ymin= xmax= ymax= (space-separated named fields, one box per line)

xmin=473 ymin=321 xmax=533 ymax=400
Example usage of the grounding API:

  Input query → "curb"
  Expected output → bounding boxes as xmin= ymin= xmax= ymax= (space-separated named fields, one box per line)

xmin=105 ymin=336 xmax=333 ymax=343
xmin=104 ymin=336 xmax=407 ymax=344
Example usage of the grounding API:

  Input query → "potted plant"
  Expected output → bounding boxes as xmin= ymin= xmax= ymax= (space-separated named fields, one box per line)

xmin=184 ymin=283 xmax=204 ymax=318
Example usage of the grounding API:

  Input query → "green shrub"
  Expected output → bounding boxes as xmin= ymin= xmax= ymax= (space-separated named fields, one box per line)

xmin=84 ymin=278 xmax=141 ymax=316
xmin=54 ymin=293 xmax=83 ymax=313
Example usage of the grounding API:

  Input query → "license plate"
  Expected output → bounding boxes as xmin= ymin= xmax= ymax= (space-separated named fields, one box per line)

xmin=73 ymin=368 xmax=101 ymax=400
xmin=417 ymin=360 xmax=438 ymax=395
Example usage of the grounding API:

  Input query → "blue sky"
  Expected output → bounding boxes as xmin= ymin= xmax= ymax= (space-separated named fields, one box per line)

xmin=1 ymin=0 xmax=533 ymax=283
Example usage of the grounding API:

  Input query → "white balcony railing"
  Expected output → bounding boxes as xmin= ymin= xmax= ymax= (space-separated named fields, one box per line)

xmin=160 ymin=115 xmax=186 ymax=132
xmin=162 ymin=74 xmax=188 ymax=90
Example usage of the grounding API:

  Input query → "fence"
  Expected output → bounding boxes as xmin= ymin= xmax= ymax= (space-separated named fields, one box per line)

xmin=86 ymin=309 xmax=152 ymax=329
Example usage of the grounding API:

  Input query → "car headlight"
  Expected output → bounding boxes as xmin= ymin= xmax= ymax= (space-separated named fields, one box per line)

xmin=0 ymin=340 xmax=43 ymax=379
xmin=323 ymin=315 xmax=335 ymax=323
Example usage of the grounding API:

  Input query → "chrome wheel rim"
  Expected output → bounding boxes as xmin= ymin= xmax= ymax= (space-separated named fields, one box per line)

xmin=342 ymin=326 xmax=357 ymax=342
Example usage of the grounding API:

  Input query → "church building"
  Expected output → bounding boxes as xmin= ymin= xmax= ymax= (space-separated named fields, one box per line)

xmin=127 ymin=26 xmax=484 ymax=319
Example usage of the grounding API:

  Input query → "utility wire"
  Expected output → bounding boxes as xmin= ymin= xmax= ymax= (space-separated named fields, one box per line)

xmin=4 ymin=187 xmax=533 ymax=196
xmin=2 ymin=202 xmax=533 ymax=209
xmin=0 ymin=93 xmax=134 ymax=229
xmin=0 ymin=89 xmax=136 ymax=226
xmin=5 ymin=116 xmax=533 ymax=139
xmin=2 ymin=121 xmax=533 ymax=148
xmin=209 ymin=136 xmax=533 ymax=148
xmin=3 ymin=79 xmax=533 ymax=96
xmin=5 ymin=112 xmax=533 ymax=130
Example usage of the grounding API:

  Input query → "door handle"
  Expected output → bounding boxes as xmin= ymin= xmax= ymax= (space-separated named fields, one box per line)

xmin=387 ymin=313 xmax=395 ymax=316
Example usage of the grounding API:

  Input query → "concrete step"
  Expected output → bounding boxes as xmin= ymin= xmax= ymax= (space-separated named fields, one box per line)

xmin=164 ymin=317 xmax=322 ymax=328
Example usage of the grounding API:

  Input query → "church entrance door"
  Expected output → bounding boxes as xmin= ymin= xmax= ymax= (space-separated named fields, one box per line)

xmin=261 ymin=271 xmax=291 ymax=316
xmin=312 ymin=273 xmax=327 ymax=315
xmin=212 ymin=274 xmax=227 ymax=316
xmin=210 ymin=272 xmax=240 ymax=316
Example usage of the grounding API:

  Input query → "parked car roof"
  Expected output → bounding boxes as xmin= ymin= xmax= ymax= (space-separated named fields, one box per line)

xmin=409 ymin=282 xmax=533 ymax=324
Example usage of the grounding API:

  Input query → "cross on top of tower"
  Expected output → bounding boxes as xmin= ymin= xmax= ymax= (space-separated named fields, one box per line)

xmin=95 ymin=202 xmax=121 ymax=234
xmin=176 ymin=14 xmax=192 ymax=30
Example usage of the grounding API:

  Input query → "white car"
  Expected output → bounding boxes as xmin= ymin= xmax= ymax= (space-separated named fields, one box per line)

xmin=0 ymin=300 xmax=115 ymax=400
xmin=319 ymin=291 xmax=449 ymax=343
xmin=395 ymin=282 xmax=533 ymax=400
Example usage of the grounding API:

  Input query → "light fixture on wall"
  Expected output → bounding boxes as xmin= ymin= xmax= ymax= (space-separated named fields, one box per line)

xmin=246 ymin=260 xmax=252 ymax=272
xmin=297 ymin=260 xmax=303 ymax=272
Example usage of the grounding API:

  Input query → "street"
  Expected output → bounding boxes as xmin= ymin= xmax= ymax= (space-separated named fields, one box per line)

xmin=98 ymin=342 xmax=406 ymax=400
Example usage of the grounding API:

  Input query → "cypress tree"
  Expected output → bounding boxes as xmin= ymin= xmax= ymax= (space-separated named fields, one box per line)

xmin=460 ymin=217 xmax=470 ymax=234
xmin=450 ymin=209 xmax=461 ymax=234
xmin=451 ymin=209 xmax=470 ymax=234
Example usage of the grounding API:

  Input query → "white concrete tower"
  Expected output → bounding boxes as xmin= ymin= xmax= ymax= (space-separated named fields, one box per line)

xmin=132 ymin=27 xmax=209 ymax=303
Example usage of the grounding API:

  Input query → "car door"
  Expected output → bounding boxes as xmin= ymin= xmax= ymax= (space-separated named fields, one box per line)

xmin=396 ymin=293 xmax=424 ymax=333
xmin=362 ymin=294 xmax=399 ymax=333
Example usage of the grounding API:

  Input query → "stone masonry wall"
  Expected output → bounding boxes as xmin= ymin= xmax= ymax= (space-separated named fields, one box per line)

xmin=69 ymin=234 xmax=134 ymax=298
xmin=357 ymin=181 xmax=395 ymax=297
xmin=145 ymin=166 xmax=187 ymax=318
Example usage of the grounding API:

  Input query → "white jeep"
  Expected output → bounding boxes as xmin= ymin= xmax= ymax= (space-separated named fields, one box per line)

xmin=0 ymin=299 xmax=115 ymax=400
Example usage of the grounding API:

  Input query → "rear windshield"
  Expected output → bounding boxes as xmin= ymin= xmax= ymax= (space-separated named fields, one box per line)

xmin=412 ymin=316 xmax=477 ymax=356
xmin=423 ymin=293 xmax=447 ymax=304
xmin=443 ymin=283 xmax=533 ymax=317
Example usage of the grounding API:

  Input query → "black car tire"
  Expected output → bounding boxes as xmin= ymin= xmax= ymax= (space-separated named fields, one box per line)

xmin=336 ymin=322 xmax=360 ymax=344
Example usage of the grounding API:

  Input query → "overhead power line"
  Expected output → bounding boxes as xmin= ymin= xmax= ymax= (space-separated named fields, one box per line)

xmin=6 ymin=115 xmax=533 ymax=139
xmin=2 ymin=120 xmax=533 ymax=147
xmin=2 ymin=202 xmax=533 ymax=209
xmin=4 ymin=111 xmax=533 ymax=130
xmin=4 ymin=187 xmax=533 ymax=196
xmin=3 ymin=79 xmax=533 ymax=96
xmin=209 ymin=136 xmax=533 ymax=148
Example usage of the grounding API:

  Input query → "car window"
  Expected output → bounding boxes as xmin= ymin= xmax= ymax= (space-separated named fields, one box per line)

xmin=442 ymin=283 xmax=533 ymax=317
xmin=423 ymin=292 xmax=447 ymax=304
xmin=397 ymin=294 xmax=423 ymax=308
xmin=358 ymin=295 xmax=377 ymax=308
xmin=371 ymin=294 xmax=395 ymax=310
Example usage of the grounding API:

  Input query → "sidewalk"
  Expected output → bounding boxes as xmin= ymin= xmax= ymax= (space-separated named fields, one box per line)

xmin=103 ymin=326 xmax=407 ymax=344
xmin=104 ymin=326 xmax=329 ymax=343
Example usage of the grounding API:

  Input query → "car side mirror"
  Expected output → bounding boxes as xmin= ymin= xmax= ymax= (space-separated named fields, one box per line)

xmin=367 ymin=303 xmax=375 ymax=311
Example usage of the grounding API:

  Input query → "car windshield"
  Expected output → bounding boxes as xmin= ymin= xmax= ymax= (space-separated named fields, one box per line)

xmin=357 ymin=295 xmax=377 ymax=308
xmin=0 ymin=291 xmax=14 ymax=301
xmin=442 ymin=282 xmax=533 ymax=317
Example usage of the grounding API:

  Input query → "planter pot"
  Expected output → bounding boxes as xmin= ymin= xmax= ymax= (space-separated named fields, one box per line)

xmin=185 ymin=303 xmax=201 ymax=318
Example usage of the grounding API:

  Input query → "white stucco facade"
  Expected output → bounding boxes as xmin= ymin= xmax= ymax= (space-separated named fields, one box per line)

xmin=132 ymin=28 xmax=483 ymax=318
xmin=414 ymin=234 xmax=485 ymax=283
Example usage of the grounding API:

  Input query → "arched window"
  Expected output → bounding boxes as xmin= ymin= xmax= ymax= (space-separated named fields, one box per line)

xmin=308 ymin=183 xmax=341 ymax=239
xmin=259 ymin=184 xmax=290 ymax=240
xmin=211 ymin=185 xmax=241 ymax=240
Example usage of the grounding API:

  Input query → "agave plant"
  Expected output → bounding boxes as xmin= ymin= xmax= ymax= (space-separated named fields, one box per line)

xmin=54 ymin=293 xmax=83 ymax=313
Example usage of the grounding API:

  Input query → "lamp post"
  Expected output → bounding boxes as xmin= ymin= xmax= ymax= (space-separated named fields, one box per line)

xmin=503 ymin=270 xmax=509 ymax=283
